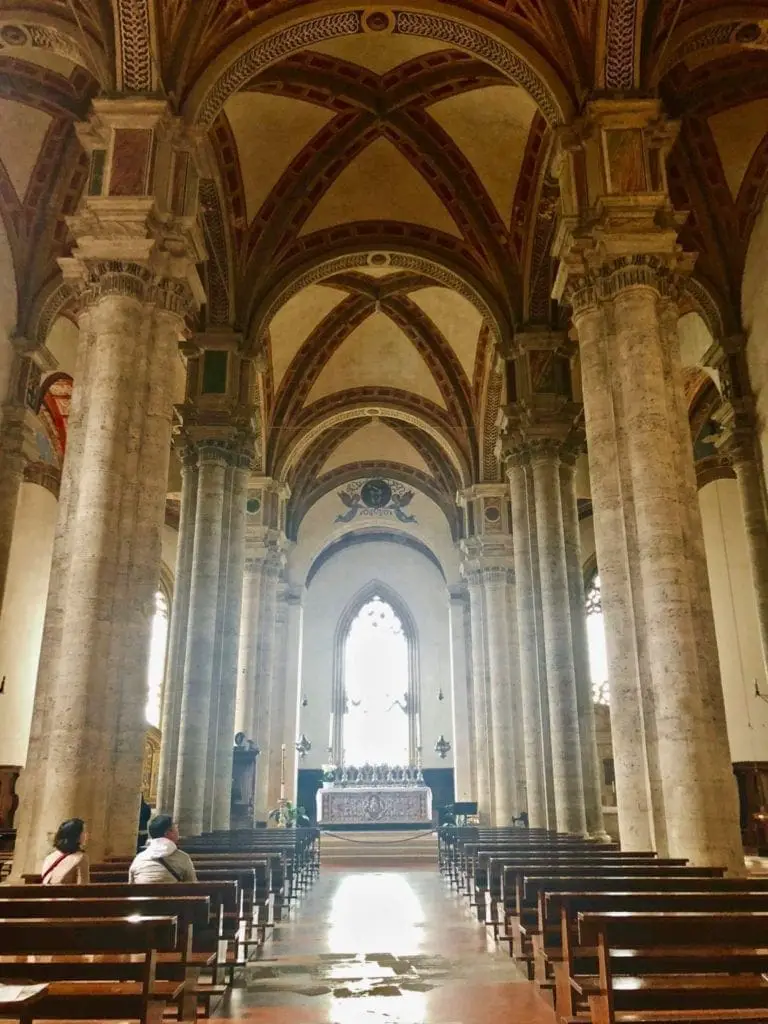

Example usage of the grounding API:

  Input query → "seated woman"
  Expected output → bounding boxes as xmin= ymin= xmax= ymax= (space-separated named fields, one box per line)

xmin=41 ymin=818 xmax=90 ymax=884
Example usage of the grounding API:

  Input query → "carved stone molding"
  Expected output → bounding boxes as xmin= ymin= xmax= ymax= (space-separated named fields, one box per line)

xmin=194 ymin=9 xmax=565 ymax=129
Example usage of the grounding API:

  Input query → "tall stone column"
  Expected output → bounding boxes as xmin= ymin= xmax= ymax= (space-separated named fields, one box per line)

xmin=461 ymin=487 xmax=524 ymax=824
xmin=553 ymin=97 xmax=743 ymax=869
xmin=280 ymin=589 xmax=304 ymax=806
xmin=105 ymin=304 xmax=186 ymax=857
xmin=560 ymin=453 xmax=607 ymax=840
xmin=505 ymin=454 xmax=548 ymax=828
xmin=211 ymin=453 xmax=249 ymax=831
xmin=449 ymin=585 xmax=475 ymax=801
xmin=530 ymin=443 xmax=586 ymax=834
xmin=11 ymin=97 xmax=204 ymax=871
xmin=731 ymin=443 xmax=768 ymax=679
xmin=174 ymin=444 xmax=228 ymax=837
xmin=483 ymin=564 xmax=523 ymax=824
xmin=203 ymin=461 xmax=234 ymax=830
xmin=266 ymin=585 xmax=290 ymax=814
xmin=156 ymin=447 xmax=198 ymax=813
xmin=562 ymin=302 xmax=657 ymax=851
xmin=252 ymin=556 xmax=281 ymax=820
xmin=464 ymin=571 xmax=493 ymax=822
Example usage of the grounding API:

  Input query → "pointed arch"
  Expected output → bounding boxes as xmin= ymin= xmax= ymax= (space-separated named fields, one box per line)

xmin=330 ymin=578 xmax=420 ymax=765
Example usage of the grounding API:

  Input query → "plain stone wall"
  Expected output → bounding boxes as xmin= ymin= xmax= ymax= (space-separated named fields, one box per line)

xmin=700 ymin=477 xmax=768 ymax=761
xmin=297 ymin=540 xmax=455 ymax=771
xmin=745 ymin=198 xmax=768 ymax=475
xmin=0 ymin=482 xmax=57 ymax=764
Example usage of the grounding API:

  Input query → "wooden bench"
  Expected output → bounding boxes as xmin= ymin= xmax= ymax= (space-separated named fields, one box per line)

xmin=575 ymin=910 xmax=768 ymax=1023
xmin=0 ymin=894 xmax=222 ymax=1017
xmin=499 ymin=865 xmax=726 ymax=966
xmin=545 ymin=888 xmax=768 ymax=1016
xmin=0 ymin=916 xmax=181 ymax=1024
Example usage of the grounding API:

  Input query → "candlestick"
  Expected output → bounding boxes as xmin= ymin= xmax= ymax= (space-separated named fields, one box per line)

xmin=280 ymin=743 xmax=286 ymax=801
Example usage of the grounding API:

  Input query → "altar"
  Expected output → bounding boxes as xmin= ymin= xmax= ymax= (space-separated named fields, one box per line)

xmin=317 ymin=785 xmax=432 ymax=826
xmin=316 ymin=764 xmax=433 ymax=827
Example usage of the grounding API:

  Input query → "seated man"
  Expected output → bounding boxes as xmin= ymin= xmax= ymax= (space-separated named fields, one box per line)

xmin=129 ymin=814 xmax=197 ymax=883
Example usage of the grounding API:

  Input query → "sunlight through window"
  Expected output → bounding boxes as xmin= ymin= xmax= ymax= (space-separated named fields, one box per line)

xmin=585 ymin=572 xmax=609 ymax=705
xmin=343 ymin=595 xmax=410 ymax=765
xmin=145 ymin=589 xmax=169 ymax=727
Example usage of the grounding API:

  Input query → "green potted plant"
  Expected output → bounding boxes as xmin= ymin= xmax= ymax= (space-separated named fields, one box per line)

xmin=321 ymin=764 xmax=337 ymax=787
xmin=268 ymin=800 xmax=310 ymax=827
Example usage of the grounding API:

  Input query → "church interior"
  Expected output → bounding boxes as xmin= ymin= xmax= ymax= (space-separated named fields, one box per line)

xmin=1 ymin=1 xmax=768 ymax=1021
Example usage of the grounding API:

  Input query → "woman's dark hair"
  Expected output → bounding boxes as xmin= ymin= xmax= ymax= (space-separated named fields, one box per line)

xmin=53 ymin=818 xmax=85 ymax=854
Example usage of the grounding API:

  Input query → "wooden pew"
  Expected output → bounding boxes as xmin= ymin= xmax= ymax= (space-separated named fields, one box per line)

xmin=0 ymin=895 xmax=217 ymax=1018
xmin=0 ymin=916 xmax=181 ymax=1024
xmin=545 ymin=887 xmax=768 ymax=1016
xmin=500 ymin=864 xmax=726 ymax=968
xmin=576 ymin=911 xmax=768 ymax=1023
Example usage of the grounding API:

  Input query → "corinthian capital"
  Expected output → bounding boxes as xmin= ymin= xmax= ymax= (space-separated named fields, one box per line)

xmin=59 ymin=98 xmax=206 ymax=319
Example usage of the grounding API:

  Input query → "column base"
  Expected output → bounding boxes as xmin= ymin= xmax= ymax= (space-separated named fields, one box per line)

xmin=589 ymin=829 xmax=613 ymax=844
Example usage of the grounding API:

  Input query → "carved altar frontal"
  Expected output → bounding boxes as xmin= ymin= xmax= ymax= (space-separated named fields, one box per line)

xmin=317 ymin=785 xmax=432 ymax=826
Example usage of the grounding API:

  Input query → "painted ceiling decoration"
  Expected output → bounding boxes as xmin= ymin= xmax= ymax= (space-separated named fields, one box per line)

xmin=2 ymin=0 xmax=768 ymax=533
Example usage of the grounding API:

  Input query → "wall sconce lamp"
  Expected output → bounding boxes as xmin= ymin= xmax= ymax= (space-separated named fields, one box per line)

xmin=437 ymin=686 xmax=444 ymax=702
xmin=755 ymin=679 xmax=768 ymax=706
xmin=434 ymin=735 xmax=451 ymax=759
xmin=295 ymin=734 xmax=311 ymax=759
xmin=301 ymin=693 xmax=308 ymax=707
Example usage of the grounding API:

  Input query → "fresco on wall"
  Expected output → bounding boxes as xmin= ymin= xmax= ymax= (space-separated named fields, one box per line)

xmin=335 ymin=478 xmax=417 ymax=525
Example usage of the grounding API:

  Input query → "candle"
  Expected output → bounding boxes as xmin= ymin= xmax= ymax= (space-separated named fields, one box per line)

xmin=280 ymin=743 xmax=286 ymax=801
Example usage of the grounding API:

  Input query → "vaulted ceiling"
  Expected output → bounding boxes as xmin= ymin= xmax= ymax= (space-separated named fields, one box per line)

xmin=2 ymin=0 xmax=768 ymax=532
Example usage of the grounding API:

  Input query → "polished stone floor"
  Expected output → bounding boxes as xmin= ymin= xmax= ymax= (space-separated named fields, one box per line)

xmin=212 ymin=868 xmax=558 ymax=1023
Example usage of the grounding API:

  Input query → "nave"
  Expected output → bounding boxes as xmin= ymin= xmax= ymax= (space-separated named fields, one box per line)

xmin=216 ymin=866 xmax=553 ymax=1024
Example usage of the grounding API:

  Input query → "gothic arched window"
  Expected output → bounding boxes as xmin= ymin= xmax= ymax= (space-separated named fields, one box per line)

xmin=585 ymin=571 xmax=609 ymax=705
xmin=145 ymin=588 xmax=170 ymax=727
xmin=331 ymin=582 xmax=420 ymax=766
xmin=343 ymin=596 xmax=410 ymax=765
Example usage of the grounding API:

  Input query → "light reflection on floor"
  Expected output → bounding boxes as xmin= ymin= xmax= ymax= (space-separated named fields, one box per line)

xmin=326 ymin=873 xmax=426 ymax=954
xmin=212 ymin=868 xmax=558 ymax=1023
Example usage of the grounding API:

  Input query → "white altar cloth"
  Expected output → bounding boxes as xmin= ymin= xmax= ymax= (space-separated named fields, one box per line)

xmin=317 ymin=785 xmax=432 ymax=825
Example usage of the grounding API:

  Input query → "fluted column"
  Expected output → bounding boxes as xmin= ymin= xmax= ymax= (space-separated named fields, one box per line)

xmin=560 ymin=454 xmax=607 ymax=840
xmin=482 ymin=566 xmax=521 ymax=823
xmin=732 ymin=447 xmax=768 ymax=678
xmin=506 ymin=454 xmax=548 ymax=827
xmin=174 ymin=444 xmax=228 ymax=837
xmin=156 ymin=449 xmax=198 ymax=813
xmin=465 ymin=572 xmax=492 ymax=822
xmin=211 ymin=454 xmax=249 ymax=831
xmin=530 ymin=443 xmax=586 ymax=834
